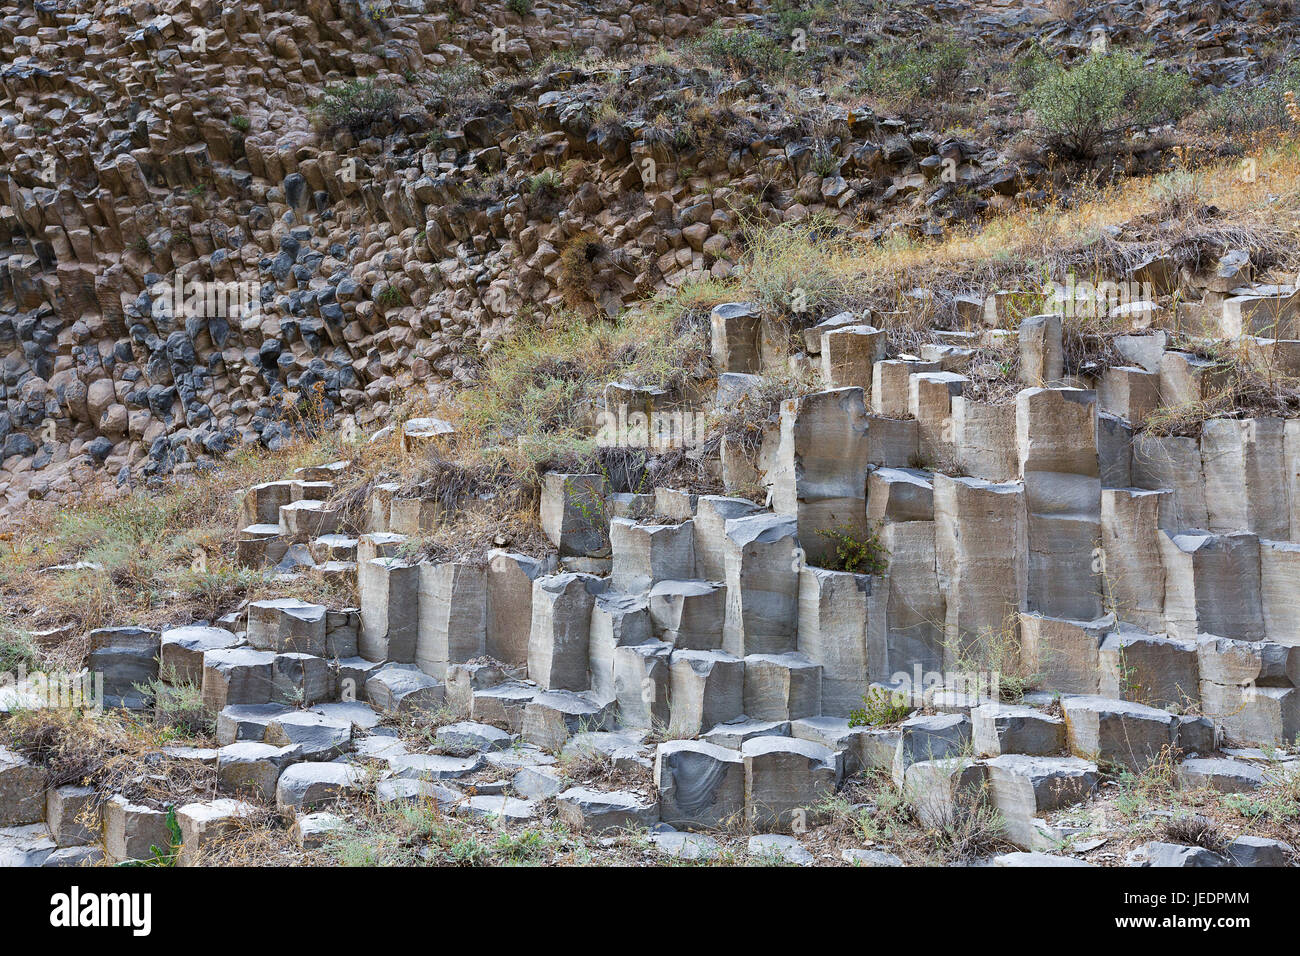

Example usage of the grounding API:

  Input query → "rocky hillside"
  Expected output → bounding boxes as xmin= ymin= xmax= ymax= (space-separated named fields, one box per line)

xmin=2 ymin=0 xmax=1298 ymax=516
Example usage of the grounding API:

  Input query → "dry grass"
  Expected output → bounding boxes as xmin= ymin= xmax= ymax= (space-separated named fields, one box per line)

xmin=1 ymin=708 xmax=215 ymax=806
xmin=851 ymin=768 xmax=1013 ymax=865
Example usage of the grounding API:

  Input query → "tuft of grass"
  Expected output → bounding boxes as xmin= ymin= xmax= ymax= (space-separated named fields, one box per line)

xmin=1161 ymin=813 xmax=1227 ymax=852
xmin=736 ymin=215 xmax=852 ymax=322
xmin=858 ymin=768 xmax=1010 ymax=865
xmin=945 ymin=611 xmax=1039 ymax=703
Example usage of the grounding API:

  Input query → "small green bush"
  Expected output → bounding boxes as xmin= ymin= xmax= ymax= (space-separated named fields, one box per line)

xmin=848 ymin=686 xmax=913 ymax=728
xmin=314 ymin=79 xmax=403 ymax=134
xmin=1199 ymin=60 xmax=1300 ymax=136
xmin=1022 ymin=48 xmax=1193 ymax=157
xmin=0 ymin=627 xmax=39 ymax=674
xmin=857 ymin=37 xmax=970 ymax=102
xmin=697 ymin=26 xmax=792 ymax=77
xmin=528 ymin=169 xmax=563 ymax=195
xmin=815 ymin=523 xmax=889 ymax=575
xmin=506 ymin=0 xmax=532 ymax=15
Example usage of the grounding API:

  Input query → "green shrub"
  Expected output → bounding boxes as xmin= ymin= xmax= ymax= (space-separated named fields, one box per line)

xmin=1022 ymin=48 xmax=1193 ymax=157
xmin=857 ymin=37 xmax=970 ymax=102
xmin=229 ymin=115 xmax=251 ymax=132
xmin=815 ymin=523 xmax=889 ymax=575
xmin=848 ymin=686 xmax=913 ymax=728
xmin=528 ymin=169 xmax=563 ymax=195
xmin=506 ymin=0 xmax=532 ymax=15
xmin=696 ymin=25 xmax=792 ymax=77
xmin=1199 ymin=59 xmax=1300 ymax=136
xmin=314 ymin=79 xmax=403 ymax=134
xmin=0 ymin=627 xmax=39 ymax=674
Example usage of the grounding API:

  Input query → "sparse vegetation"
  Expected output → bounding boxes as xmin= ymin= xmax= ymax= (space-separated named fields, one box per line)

xmin=815 ymin=523 xmax=888 ymax=575
xmin=847 ymin=686 xmax=913 ymax=728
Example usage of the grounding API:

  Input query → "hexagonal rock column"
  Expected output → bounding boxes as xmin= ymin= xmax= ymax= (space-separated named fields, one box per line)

xmin=985 ymin=754 xmax=1098 ymax=850
xmin=972 ymin=703 xmax=1066 ymax=757
xmin=1197 ymin=635 xmax=1300 ymax=746
xmin=1020 ymin=613 xmax=1113 ymax=695
xmin=743 ymin=653 xmax=822 ymax=721
xmin=648 ymin=579 xmax=726 ymax=650
xmin=175 ymin=799 xmax=257 ymax=866
xmin=1099 ymin=631 xmax=1199 ymax=710
xmin=416 ymin=561 xmax=486 ymax=680
xmin=742 ymin=736 xmax=838 ymax=833
xmin=821 ymin=324 xmax=885 ymax=392
xmin=103 ymin=797 xmax=175 ymax=864
xmin=722 ymin=513 xmax=799 ymax=658
xmin=359 ymin=557 xmax=420 ymax=663
xmin=486 ymin=550 xmax=556 ymax=667
xmin=612 ymin=641 xmax=672 ymax=728
xmin=710 ymin=302 xmax=762 ymax=373
xmin=588 ymin=590 xmax=652 ymax=702
xmin=0 ymin=747 xmax=44 ymax=826
xmin=365 ymin=664 xmax=445 ymax=714
xmin=1261 ymin=540 xmax=1300 ymax=645
xmin=609 ymin=518 xmax=694 ymax=594
xmin=692 ymin=495 xmax=763 ymax=580
xmin=247 ymin=598 xmax=328 ymax=656
xmin=86 ymin=626 xmax=160 ymax=709
xmin=1016 ymin=387 xmax=1102 ymax=622
xmin=951 ymin=396 xmax=1018 ymax=482
xmin=668 ymin=650 xmax=745 ymax=737
xmin=202 ymin=647 xmax=276 ymax=711
xmin=1160 ymin=531 xmax=1265 ymax=642
xmin=1131 ymin=433 xmax=1209 ymax=530
xmin=1201 ymin=418 xmax=1290 ymax=539
xmin=933 ymin=474 xmax=1026 ymax=665
xmin=772 ymin=388 xmax=870 ymax=565
xmin=540 ymin=473 xmax=609 ymax=557
xmin=522 ymin=690 xmax=615 ymax=752
xmin=866 ymin=516 xmax=945 ymax=682
xmin=797 ymin=566 xmax=871 ymax=716
xmin=528 ymin=572 xmax=608 ymax=691
xmin=1100 ymin=488 xmax=1170 ymax=633
xmin=873 ymin=358 xmax=940 ymax=417
xmin=656 ymin=740 xmax=747 ymax=830
xmin=909 ymin=371 xmax=967 ymax=465
xmin=160 ymin=625 xmax=241 ymax=685
xmin=1061 ymin=696 xmax=1177 ymax=771
xmin=1017 ymin=313 xmax=1064 ymax=387
xmin=557 ymin=787 xmax=659 ymax=833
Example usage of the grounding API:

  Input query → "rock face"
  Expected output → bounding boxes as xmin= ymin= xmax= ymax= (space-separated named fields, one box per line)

xmin=7 ymin=0 xmax=1300 ymax=871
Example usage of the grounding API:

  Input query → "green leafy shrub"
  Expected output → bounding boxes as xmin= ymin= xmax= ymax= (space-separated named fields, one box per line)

xmin=815 ymin=523 xmax=888 ymax=575
xmin=1198 ymin=59 xmax=1300 ymax=135
xmin=697 ymin=26 xmax=792 ymax=77
xmin=848 ymin=686 xmax=913 ymax=728
xmin=528 ymin=169 xmax=563 ymax=195
xmin=1022 ymin=48 xmax=1193 ymax=157
xmin=314 ymin=79 xmax=403 ymax=134
xmin=506 ymin=0 xmax=532 ymax=15
xmin=857 ymin=37 xmax=970 ymax=102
